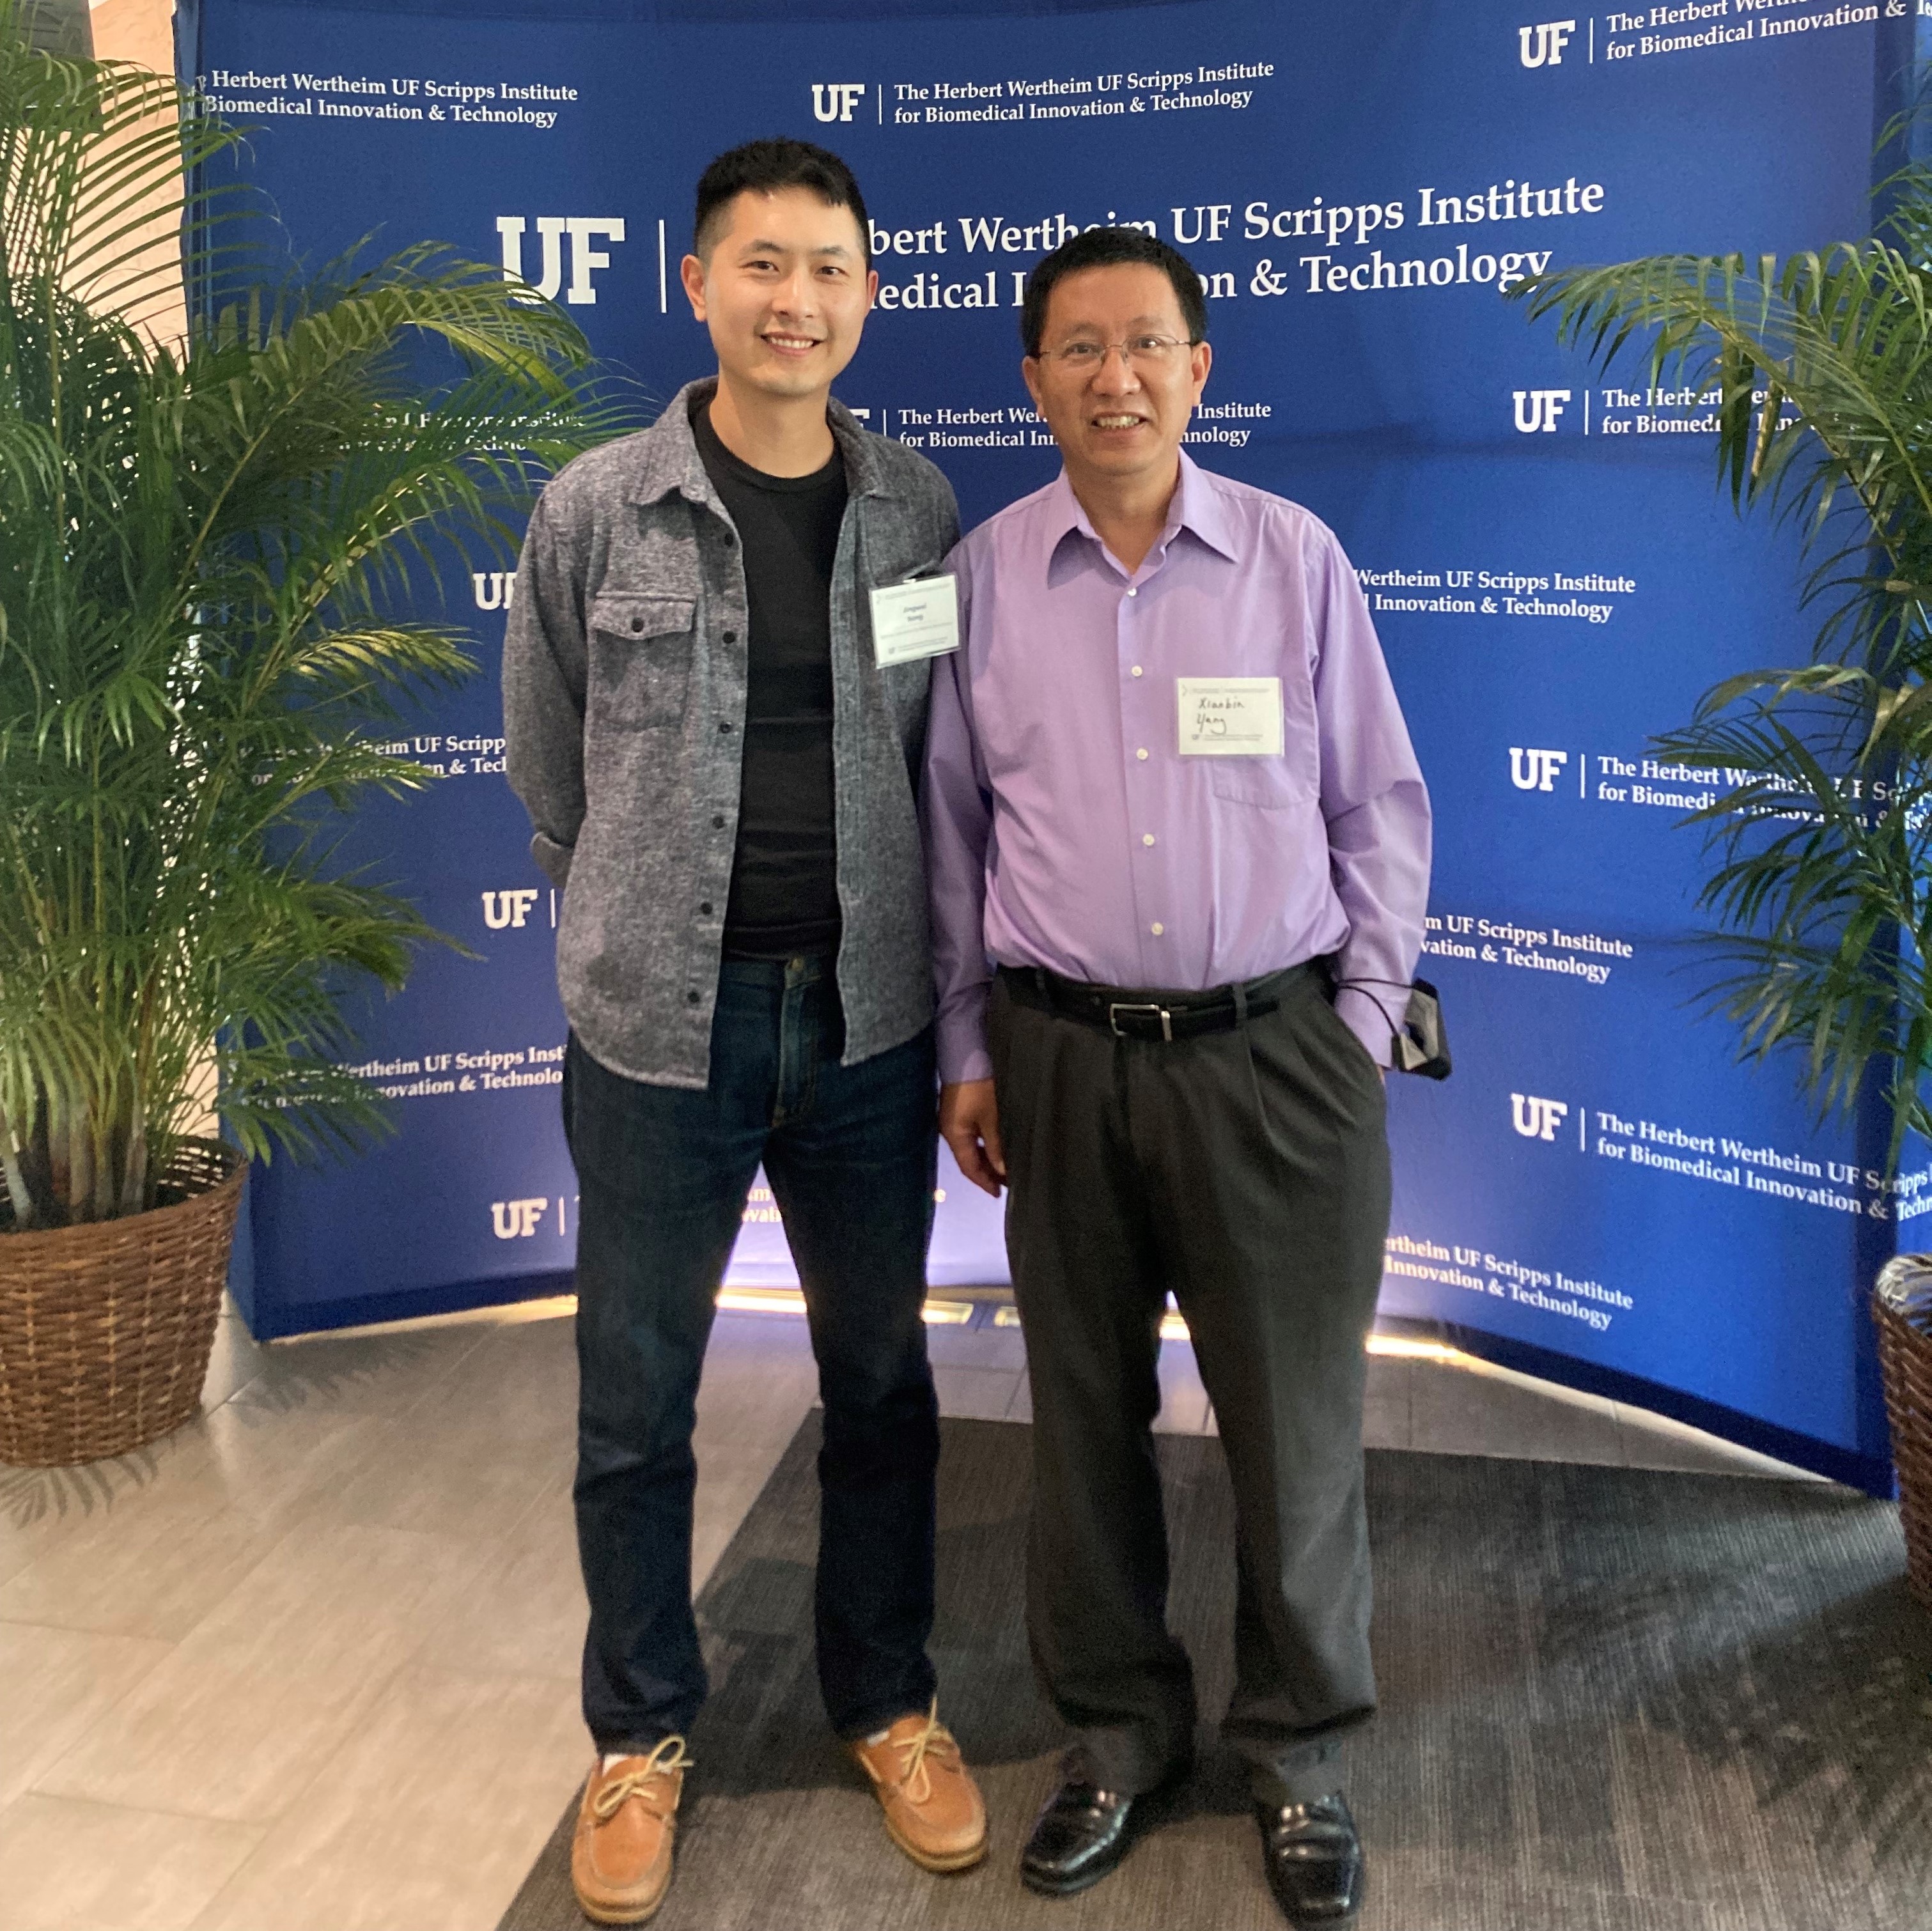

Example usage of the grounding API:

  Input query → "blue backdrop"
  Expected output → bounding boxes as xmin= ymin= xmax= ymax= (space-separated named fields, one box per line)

xmin=184 ymin=0 xmax=1922 ymax=1491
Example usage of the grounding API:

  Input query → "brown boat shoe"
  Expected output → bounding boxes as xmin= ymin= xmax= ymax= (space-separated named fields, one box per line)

xmin=850 ymin=1700 xmax=988 ymax=1873
xmin=570 ymin=1736 xmax=693 ymax=1925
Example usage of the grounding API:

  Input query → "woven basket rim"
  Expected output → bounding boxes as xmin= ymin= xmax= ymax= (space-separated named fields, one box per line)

xmin=0 ymin=1139 xmax=245 ymax=1252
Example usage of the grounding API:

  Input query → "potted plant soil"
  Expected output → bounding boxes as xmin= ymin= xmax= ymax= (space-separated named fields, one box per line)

xmin=0 ymin=6 xmax=615 ymax=1463
xmin=1515 ymin=132 xmax=1932 ymax=1604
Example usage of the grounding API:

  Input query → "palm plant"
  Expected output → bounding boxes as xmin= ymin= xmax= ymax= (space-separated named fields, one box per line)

xmin=1513 ymin=151 xmax=1932 ymax=1177
xmin=0 ymin=6 xmax=619 ymax=1230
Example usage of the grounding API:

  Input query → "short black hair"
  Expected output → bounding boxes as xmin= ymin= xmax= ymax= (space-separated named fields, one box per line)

xmin=1021 ymin=226 xmax=1206 ymax=358
xmin=694 ymin=139 xmax=871 ymax=263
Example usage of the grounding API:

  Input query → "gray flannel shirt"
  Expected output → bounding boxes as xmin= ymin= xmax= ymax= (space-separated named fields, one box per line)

xmin=503 ymin=379 xmax=962 ymax=1089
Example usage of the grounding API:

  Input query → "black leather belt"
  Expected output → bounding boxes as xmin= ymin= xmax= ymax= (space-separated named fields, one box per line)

xmin=999 ymin=962 xmax=1313 ymax=1043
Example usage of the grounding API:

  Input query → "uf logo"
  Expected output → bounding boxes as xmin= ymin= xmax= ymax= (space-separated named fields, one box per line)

xmin=1518 ymin=20 xmax=1576 ymax=66
xmin=1509 ymin=748 xmax=1568 ymax=792
xmin=482 ymin=889 xmax=540 ymax=930
xmin=472 ymin=571 xmax=515 ymax=612
xmin=492 ymin=1198 xmax=549 ymax=1239
xmin=495 ymin=217 xmax=625 ymax=305
xmin=1513 ymin=388 xmax=1571 ymax=433
xmin=813 ymin=82 xmax=866 ymax=122
xmin=1511 ymin=1094 xmax=1570 ymax=1142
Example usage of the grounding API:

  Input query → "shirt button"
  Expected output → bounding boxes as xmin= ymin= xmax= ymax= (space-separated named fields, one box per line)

xmin=1150 ymin=922 xmax=1164 ymax=936
xmin=1135 ymin=748 xmax=1149 ymax=761
xmin=687 ymin=989 xmax=702 ymax=1005
xmin=1125 ymin=587 xmax=1139 ymax=598
xmin=1130 ymin=665 xmax=1144 ymax=678
xmin=699 ymin=900 xmax=713 ymax=915
xmin=1142 ymin=834 xmax=1155 ymax=846
xmin=718 ymin=720 xmax=733 ymax=733
xmin=630 ymin=618 xmax=644 ymax=633
xmin=723 ymin=630 xmax=738 ymax=644
xmin=712 ymin=814 xmax=726 ymax=829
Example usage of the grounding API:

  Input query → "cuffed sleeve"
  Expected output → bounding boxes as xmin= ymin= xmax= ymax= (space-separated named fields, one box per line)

xmin=920 ymin=550 xmax=997 ymax=1085
xmin=502 ymin=484 xmax=589 ymax=883
xmin=1307 ymin=523 xmax=1432 ymax=1067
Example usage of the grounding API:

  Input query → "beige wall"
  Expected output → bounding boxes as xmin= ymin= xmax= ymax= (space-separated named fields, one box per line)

xmin=90 ymin=0 xmax=173 ymax=76
xmin=86 ymin=0 xmax=183 ymax=344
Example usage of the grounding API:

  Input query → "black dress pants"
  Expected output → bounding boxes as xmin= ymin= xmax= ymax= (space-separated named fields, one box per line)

xmin=988 ymin=963 xmax=1389 ymax=1804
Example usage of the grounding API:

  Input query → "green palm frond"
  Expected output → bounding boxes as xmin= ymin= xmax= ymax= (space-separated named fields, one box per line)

xmin=0 ymin=4 xmax=634 ymax=1229
xmin=1511 ymin=178 xmax=1932 ymax=1170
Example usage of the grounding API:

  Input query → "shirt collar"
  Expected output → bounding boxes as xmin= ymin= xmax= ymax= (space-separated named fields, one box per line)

xmin=1040 ymin=449 xmax=1240 ymax=579
xmin=623 ymin=376 xmax=894 ymax=509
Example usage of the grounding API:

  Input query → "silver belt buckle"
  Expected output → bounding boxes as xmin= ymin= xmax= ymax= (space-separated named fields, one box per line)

xmin=1108 ymin=1001 xmax=1172 ymax=1042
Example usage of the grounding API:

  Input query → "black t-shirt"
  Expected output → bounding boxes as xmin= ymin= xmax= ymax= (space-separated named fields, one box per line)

xmin=693 ymin=401 xmax=848 ymax=961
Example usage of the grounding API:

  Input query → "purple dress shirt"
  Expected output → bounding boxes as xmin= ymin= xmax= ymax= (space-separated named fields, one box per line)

xmin=922 ymin=454 xmax=1431 ymax=1083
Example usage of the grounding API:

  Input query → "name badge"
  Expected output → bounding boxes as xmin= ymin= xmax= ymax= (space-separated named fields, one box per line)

xmin=1176 ymin=677 xmax=1284 ymax=756
xmin=869 ymin=574 xmax=960 ymax=667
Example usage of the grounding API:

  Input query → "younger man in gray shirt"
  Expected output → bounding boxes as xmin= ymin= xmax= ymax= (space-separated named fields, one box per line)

xmin=504 ymin=138 xmax=983 ymax=1926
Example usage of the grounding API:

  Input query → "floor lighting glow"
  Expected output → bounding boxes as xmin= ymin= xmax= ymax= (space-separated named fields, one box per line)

xmin=986 ymin=1301 xmax=1460 ymax=1361
xmin=714 ymin=1286 xmax=974 ymax=1324
xmin=288 ymin=1290 xmax=1465 ymax=1360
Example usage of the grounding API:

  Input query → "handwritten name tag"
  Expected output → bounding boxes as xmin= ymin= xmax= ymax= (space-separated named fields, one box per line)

xmin=869 ymin=574 xmax=960 ymax=667
xmin=1176 ymin=677 xmax=1284 ymax=757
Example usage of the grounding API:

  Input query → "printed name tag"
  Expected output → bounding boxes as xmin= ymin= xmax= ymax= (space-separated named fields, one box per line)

xmin=1176 ymin=677 xmax=1284 ymax=756
xmin=869 ymin=574 xmax=960 ymax=667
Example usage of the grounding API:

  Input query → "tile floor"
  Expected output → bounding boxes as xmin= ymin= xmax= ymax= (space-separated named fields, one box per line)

xmin=0 ymin=1298 xmax=1818 ymax=1931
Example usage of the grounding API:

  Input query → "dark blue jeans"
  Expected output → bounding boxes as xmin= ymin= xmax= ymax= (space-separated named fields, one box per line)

xmin=564 ymin=956 xmax=941 ymax=1751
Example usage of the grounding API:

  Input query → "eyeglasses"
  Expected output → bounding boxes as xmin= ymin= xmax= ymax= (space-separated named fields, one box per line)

xmin=1035 ymin=334 xmax=1196 ymax=373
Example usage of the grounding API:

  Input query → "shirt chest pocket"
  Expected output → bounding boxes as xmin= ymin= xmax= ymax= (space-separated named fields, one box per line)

xmin=1203 ymin=666 xmax=1322 ymax=810
xmin=590 ymin=589 xmax=696 ymax=729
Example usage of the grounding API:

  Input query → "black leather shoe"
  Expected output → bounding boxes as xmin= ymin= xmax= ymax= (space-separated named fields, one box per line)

xmin=1256 ymin=1792 xmax=1365 ymax=1923
xmin=1021 ymin=1769 xmax=1183 ymax=1896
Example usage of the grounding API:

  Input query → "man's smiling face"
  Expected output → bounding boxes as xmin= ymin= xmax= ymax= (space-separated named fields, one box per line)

xmin=1022 ymin=262 xmax=1211 ymax=499
xmin=682 ymin=186 xmax=876 ymax=401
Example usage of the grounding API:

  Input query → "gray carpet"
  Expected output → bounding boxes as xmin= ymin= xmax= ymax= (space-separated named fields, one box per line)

xmin=498 ymin=1417 xmax=1931 ymax=1931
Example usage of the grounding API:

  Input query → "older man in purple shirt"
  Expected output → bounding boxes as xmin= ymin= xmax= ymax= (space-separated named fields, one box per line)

xmin=922 ymin=228 xmax=1430 ymax=1926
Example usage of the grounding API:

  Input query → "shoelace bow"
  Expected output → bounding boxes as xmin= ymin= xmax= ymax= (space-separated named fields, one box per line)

xmin=885 ymin=1700 xmax=959 ymax=1804
xmin=593 ymin=1735 xmax=694 ymax=1822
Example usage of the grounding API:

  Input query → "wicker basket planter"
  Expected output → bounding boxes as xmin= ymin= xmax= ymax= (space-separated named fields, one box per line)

xmin=0 ymin=1141 xmax=245 ymax=1467
xmin=1874 ymin=1254 xmax=1932 ymax=1613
